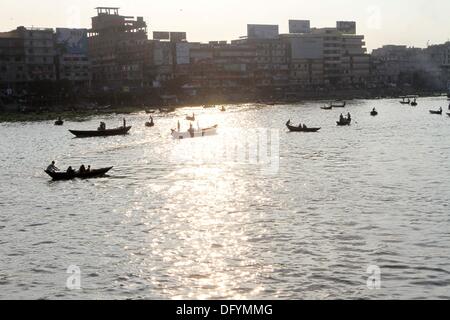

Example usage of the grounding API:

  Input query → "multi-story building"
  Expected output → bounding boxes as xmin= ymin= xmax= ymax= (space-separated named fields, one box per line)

xmin=281 ymin=33 xmax=324 ymax=88
xmin=55 ymin=28 xmax=90 ymax=89
xmin=87 ymin=7 xmax=152 ymax=91
xmin=189 ymin=42 xmax=256 ymax=90
xmin=21 ymin=27 xmax=56 ymax=82
xmin=0 ymin=29 xmax=26 ymax=89
xmin=0 ymin=26 xmax=55 ymax=90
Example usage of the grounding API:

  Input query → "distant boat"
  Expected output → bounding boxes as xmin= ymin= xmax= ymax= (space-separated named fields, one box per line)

xmin=429 ymin=109 xmax=443 ymax=115
xmin=159 ymin=107 xmax=176 ymax=113
xmin=145 ymin=121 xmax=155 ymax=127
xmin=411 ymin=99 xmax=418 ymax=106
xmin=186 ymin=115 xmax=196 ymax=121
xmin=286 ymin=120 xmax=321 ymax=132
xmin=400 ymin=97 xmax=411 ymax=105
xmin=145 ymin=110 xmax=156 ymax=114
xmin=54 ymin=119 xmax=64 ymax=126
xmin=69 ymin=126 xmax=131 ymax=138
xmin=321 ymin=106 xmax=333 ymax=110
xmin=45 ymin=167 xmax=113 ymax=181
xmin=171 ymin=125 xmax=218 ymax=139
xmin=331 ymin=101 xmax=346 ymax=108
xmin=337 ymin=117 xmax=352 ymax=126
xmin=370 ymin=109 xmax=378 ymax=116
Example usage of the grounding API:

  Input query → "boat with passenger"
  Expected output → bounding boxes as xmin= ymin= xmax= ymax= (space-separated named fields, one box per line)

xmin=171 ymin=124 xmax=218 ymax=139
xmin=286 ymin=120 xmax=321 ymax=132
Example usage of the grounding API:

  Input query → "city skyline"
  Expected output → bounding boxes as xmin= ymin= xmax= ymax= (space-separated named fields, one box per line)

xmin=0 ymin=0 xmax=449 ymax=52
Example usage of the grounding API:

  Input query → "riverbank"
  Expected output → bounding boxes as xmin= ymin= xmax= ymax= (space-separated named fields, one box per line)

xmin=0 ymin=90 xmax=446 ymax=123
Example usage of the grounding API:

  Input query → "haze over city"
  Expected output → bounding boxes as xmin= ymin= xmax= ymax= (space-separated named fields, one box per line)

xmin=0 ymin=0 xmax=448 ymax=51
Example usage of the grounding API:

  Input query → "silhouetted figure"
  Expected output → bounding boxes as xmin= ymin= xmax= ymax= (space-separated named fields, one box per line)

xmin=47 ymin=161 xmax=59 ymax=173
xmin=67 ymin=167 xmax=75 ymax=175
xmin=188 ymin=123 xmax=195 ymax=138
xmin=79 ymin=165 xmax=86 ymax=174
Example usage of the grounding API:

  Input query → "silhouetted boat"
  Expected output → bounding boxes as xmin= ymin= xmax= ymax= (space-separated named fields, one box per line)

xmin=321 ymin=106 xmax=333 ymax=110
xmin=145 ymin=110 xmax=156 ymax=114
xmin=337 ymin=118 xmax=352 ymax=126
xmin=54 ymin=120 xmax=64 ymax=126
xmin=331 ymin=101 xmax=346 ymax=108
xmin=186 ymin=115 xmax=196 ymax=121
xmin=400 ymin=97 xmax=411 ymax=105
xmin=45 ymin=167 xmax=113 ymax=181
xmin=145 ymin=122 xmax=155 ymax=127
xmin=430 ymin=109 xmax=443 ymax=115
xmin=411 ymin=99 xmax=418 ymax=106
xmin=370 ymin=110 xmax=378 ymax=116
xmin=286 ymin=120 xmax=320 ymax=132
xmin=159 ymin=107 xmax=176 ymax=113
xmin=69 ymin=126 xmax=131 ymax=138
xmin=171 ymin=125 xmax=218 ymax=139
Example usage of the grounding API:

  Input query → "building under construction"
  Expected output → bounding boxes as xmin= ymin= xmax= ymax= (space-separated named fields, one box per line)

xmin=87 ymin=7 xmax=153 ymax=92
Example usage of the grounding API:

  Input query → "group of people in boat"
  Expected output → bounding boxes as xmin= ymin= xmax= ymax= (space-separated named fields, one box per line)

xmin=47 ymin=161 xmax=91 ymax=175
xmin=340 ymin=112 xmax=352 ymax=122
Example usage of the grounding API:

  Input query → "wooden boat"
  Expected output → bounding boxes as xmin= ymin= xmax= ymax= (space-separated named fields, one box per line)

xmin=331 ymin=101 xmax=346 ymax=108
xmin=321 ymin=106 xmax=333 ymax=110
xmin=45 ymin=167 xmax=113 ymax=181
xmin=54 ymin=120 xmax=64 ymax=126
xmin=370 ymin=110 xmax=378 ymax=116
xmin=159 ymin=107 xmax=176 ymax=113
xmin=171 ymin=125 xmax=218 ymax=139
xmin=400 ymin=97 xmax=411 ymax=105
xmin=429 ymin=109 xmax=443 ymax=115
xmin=286 ymin=120 xmax=320 ymax=132
xmin=337 ymin=118 xmax=352 ymax=126
xmin=69 ymin=126 xmax=131 ymax=138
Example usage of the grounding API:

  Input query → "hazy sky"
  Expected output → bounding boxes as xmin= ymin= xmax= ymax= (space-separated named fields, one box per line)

xmin=1 ymin=0 xmax=448 ymax=51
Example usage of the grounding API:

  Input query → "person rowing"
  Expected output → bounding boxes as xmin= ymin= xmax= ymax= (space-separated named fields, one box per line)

xmin=46 ymin=161 xmax=59 ymax=173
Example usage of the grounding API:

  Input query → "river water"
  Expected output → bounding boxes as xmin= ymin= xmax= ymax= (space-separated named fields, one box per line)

xmin=1 ymin=97 xmax=450 ymax=300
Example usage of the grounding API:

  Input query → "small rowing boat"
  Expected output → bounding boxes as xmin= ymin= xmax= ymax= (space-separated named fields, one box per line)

xmin=331 ymin=101 xmax=346 ymax=108
xmin=171 ymin=125 xmax=218 ymax=139
xmin=370 ymin=110 xmax=378 ymax=116
xmin=321 ymin=106 xmax=333 ymax=110
xmin=286 ymin=120 xmax=320 ymax=132
xmin=337 ymin=118 xmax=352 ymax=126
xmin=45 ymin=167 xmax=113 ymax=181
xmin=54 ymin=120 xmax=64 ymax=126
xmin=69 ymin=126 xmax=131 ymax=138
xmin=430 ymin=109 xmax=443 ymax=115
